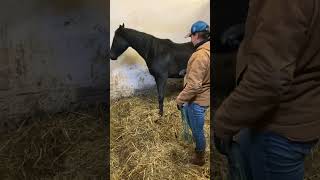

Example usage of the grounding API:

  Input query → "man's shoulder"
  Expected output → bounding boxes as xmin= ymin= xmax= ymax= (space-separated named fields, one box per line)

xmin=196 ymin=41 xmax=210 ymax=51
xmin=187 ymin=52 xmax=210 ymax=69
xmin=192 ymin=48 xmax=210 ymax=60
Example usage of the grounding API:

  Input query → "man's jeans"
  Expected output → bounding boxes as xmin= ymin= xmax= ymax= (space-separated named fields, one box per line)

xmin=237 ymin=129 xmax=317 ymax=180
xmin=183 ymin=102 xmax=208 ymax=152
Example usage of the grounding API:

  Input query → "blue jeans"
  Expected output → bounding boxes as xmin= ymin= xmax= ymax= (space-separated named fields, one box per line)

xmin=236 ymin=129 xmax=317 ymax=180
xmin=183 ymin=102 xmax=208 ymax=152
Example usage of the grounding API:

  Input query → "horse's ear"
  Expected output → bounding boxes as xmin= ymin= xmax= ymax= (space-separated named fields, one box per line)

xmin=122 ymin=23 xmax=125 ymax=28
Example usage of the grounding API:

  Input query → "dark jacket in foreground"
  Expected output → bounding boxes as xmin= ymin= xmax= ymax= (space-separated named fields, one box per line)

xmin=215 ymin=0 xmax=320 ymax=142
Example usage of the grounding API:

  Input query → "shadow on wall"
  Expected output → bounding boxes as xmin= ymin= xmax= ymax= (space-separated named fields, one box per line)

xmin=37 ymin=0 xmax=87 ymax=11
xmin=35 ymin=0 xmax=107 ymax=14
xmin=0 ymin=0 xmax=109 ymax=131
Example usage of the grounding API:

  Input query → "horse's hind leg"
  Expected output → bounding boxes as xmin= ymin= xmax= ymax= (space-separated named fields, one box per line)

xmin=155 ymin=76 xmax=167 ymax=116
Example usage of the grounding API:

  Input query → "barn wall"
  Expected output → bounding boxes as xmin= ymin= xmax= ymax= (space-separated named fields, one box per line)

xmin=0 ymin=0 xmax=108 ymax=130
xmin=110 ymin=0 xmax=210 ymax=99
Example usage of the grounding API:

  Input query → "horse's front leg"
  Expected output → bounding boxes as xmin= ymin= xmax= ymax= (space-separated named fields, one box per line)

xmin=155 ymin=76 xmax=167 ymax=116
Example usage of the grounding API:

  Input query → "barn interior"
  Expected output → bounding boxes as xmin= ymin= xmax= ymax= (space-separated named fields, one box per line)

xmin=0 ymin=0 xmax=319 ymax=179
xmin=109 ymin=0 xmax=211 ymax=179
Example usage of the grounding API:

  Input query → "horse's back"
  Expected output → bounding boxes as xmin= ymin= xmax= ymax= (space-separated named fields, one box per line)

xmin=170 ymin=42 xmax=194 ymax=61
xmin=148 ymin=38 xmax=194 ymax=77
xmin=152 ymin=39 xmax=193 ymax=58
xmin=157 ymin=38 xmax=193 ymax=51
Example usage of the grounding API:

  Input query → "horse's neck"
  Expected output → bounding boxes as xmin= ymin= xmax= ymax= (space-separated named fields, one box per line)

xmin=123 ymin=28 xmax=153 ymax=61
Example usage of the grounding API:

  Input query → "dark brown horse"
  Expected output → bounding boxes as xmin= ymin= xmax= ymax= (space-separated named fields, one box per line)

xmin=110 ymin=24 xmax=194 ymax=116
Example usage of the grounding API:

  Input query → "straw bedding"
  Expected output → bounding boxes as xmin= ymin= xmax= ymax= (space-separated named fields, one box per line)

xmin=0 ymin=107 xmax=107 ymax=179
xmin=110 ymin=81 xmax=210 ymax=180
xmin=0 ymin=80 xmax=319 ymax=179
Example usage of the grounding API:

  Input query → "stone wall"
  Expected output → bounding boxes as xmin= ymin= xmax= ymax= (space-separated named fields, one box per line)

xmin=0 ymin=0 xmax=109 ymax=130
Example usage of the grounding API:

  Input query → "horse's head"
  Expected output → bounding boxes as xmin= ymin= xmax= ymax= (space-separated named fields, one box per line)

xmin=110 ymin=23 xmax=129 ymax=60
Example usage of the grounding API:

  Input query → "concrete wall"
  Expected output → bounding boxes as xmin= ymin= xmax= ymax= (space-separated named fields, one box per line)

xmin=110 ymin=0 xmax=210 ymax=99
xmin=0 ymin=0 xmax=109 ymax=130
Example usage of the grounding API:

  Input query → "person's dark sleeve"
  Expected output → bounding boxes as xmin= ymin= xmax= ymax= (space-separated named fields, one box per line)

xmin=214 ymin=0 xmax=313 ymax=139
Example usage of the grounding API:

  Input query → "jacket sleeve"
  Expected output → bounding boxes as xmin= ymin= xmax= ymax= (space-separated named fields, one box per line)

xmin=214 ymin=0 xmax=312 ymax=139
xmin=176 ymin=53 xmax=209 ymax=104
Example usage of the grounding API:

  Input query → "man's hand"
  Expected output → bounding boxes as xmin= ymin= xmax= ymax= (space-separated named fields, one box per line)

xmin=179 ymin=69 xmax=187 ymax=77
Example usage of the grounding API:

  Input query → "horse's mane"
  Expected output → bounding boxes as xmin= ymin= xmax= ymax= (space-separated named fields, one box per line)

xmin=116 ymin=27 xmax=174 ymax=43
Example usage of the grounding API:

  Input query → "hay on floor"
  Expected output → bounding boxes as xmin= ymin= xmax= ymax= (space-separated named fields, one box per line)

xmin=0 ymin=109 xmax=107 ymax=179
xmin=110 ymin=91 xmax=210 ymax=180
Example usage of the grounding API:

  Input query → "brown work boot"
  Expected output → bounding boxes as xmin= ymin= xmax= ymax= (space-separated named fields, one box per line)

xmin=190 ymin=151 xmax=205 ymax=166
